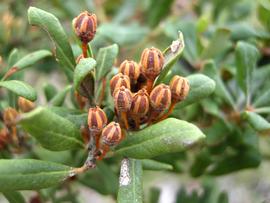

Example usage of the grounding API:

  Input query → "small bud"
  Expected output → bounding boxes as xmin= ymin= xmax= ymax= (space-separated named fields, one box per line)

xmin=73 ymin=11 xmax=97 ymax=43
xmin=130 ymin=88 xmax=149 ymax=117
xmin=88 ymin=106 xmax=108 ymax=134
xmin=3 ymin=107 xmax=19 ymax=126
xmin=119 ymin=60 xmax=140 ymax=83
xmin=18 ymin=97 xmax=35 ymax=113
xmin=101 ymin=122 xmax=122 ymax=146
xmin=140 ymin=47 xmax=164 ymax=80
xmin=110 ymin=73 xmax=131 ymax=95
xmin=150 ymin=84 xmax=171 ymax=112
xmin=113 ymin=86 xmax=133 ymax=112
xmin=169 ymin=75 xmax=190 ymax=102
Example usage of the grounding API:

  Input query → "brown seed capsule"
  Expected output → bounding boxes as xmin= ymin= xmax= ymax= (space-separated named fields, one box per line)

xmin=140 ymin=47 xmax=164 ymax=80
xmin=101 ymin=122 xmax=122 ymax=146
xmin=119 ymin=60 xmax=140 ymax=83
xmin=169 ymin=75 xmax=190 ymax=102
xmin=73 ymin=11 xmax=97 ymax=43
xmin=3 ymin=107 xmax=19 ymax=126
xmin=0 ymin=128 xmax=8 ymax=149
xmin=113 ymin=86 xmax=133 ymax=112
xmin=88 ymin=106 xmax=108 ymax=134
xmin=18 ymin=97 xmax=35 ymax=113
xmin=110 ymin=73 xmax=131 ymax=95
xmin=150 ymin=84 xmax=171 ymax=112
xmin=130 ymin=88 xmax=149 ymax=117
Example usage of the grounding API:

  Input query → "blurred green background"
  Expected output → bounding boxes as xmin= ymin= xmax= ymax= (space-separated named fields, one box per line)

xmin=1 ymin=0 xmax=270 ymax=202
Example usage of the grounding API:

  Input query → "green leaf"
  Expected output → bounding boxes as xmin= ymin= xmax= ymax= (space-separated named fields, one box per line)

xmin=235 ymin=41 xmax=259 ymax=99
xmin=207 ymin=149 xmax=261 ymax=175
xmin=242 ymin=111 xmax=270 ymax=133
xmin=155 ymin=32 xmax=185 ymax=85
xmin=117 ymin=158 xmax=143 ymax=203
xmin=173 ymin=74 xmax=216 ymax=110
xmin=253 ymin=89 xmax=270 ymax=108
xmin=8 ymin=49 xmax=19 ymax=67
xmin=141 ymin=159 xmax=173 ymax=171
xmin=116 ymin=118 xmax=205 ymax=159
xmin=202 ymin=60 xmax=235 ymax=109
xmin=258 ymin=0 xmax=270 ymax=31
xmin=98 ymin=23 xmax=148 ymax=46
xmin=96 ymin=44 xmax=119 ymax=80
xmin=146 ymin=0 xmax=174 ymax=28
xmin=0 ymin=159 xmax=71 ymax=191
xmin=201 ymin=28 xmax=231 ymax=60
xmin=19 ymin=107 xmax=84 ymax=151
xmin=0 ymin=80 xmax=37 ymax=101
xmin=43 ymin=83 xmax=57 ymax=102
xmin=28 ymin=7 xmax=75 ymax=80
xmin=3 ymin=191 xmax=26 ymax=203
xmin=50 ymin=85 xmax=72 ymax=106
xmin=74 ymin=58 xmax=96 ymax=100
xmin=12 ymin=50 xmax=52 ymax=71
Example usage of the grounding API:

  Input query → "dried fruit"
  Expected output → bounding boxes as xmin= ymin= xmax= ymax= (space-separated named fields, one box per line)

xmin=169 ymin=75 xmax=190 ymax=102
xmin=73 ymin=11 xmax=97 ymax=43
xmin=100 ymin=122 xmax=122 ymax=146
xmin=18 ymin=97 xmax=35 ymax=113
xmin=88 ymin=106 xmax=108 ymax=134
xmin=150 ymin=84 xmax=171 ymax=112
xmin=3 ymin=107 xmax=19 ymax=126
xmin=113 ymin=86 xmax=133 ymax=112
xmin=110 ymin=73 xmax=131 ymax=95
xmin=130 ymin=88 xmax=149 ymax=117
xmin=119 ymin=60 xmax=140 ymax=83
xmin=140 ymin=47 xmax=164 ymax=80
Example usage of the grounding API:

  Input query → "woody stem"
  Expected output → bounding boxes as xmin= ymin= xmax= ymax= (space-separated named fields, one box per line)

xmin=82 ymin=42 xmax=88 ymax=58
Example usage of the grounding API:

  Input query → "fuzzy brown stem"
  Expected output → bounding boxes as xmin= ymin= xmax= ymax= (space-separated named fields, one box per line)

xmin=82 ymin=42 xmax=88 ymax=58
xmin=155 ymin=102 xmax=176 ymax=123
xmin=146 ymin=80 xmax=154 ymax=94
xmin=121 ymin=111 xmax=129 ymax=129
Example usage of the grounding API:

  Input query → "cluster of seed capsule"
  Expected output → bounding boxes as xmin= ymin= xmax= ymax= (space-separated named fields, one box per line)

xmin=73 ymin=11 xmax=190 ymax=161
xmin=0 ymin=97 xmax=35 ymax=150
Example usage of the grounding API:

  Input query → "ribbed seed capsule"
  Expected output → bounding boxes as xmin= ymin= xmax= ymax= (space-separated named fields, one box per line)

xmin=113 ymin=86 xmax=133 ymax=112
xmin=101 ymin=122 xmax=122 ymax=146
xmin=110 ymin=73 xmax=131 ymax=95
xmin=0 ymin=128 xmax=8 ymax=149
xmin=170 ymin=75 xmax=190 ymax=102
xmin=150 ymin=84 xmax=171 ymax=112
xmin=73 ymin=11 xmax=97 ymax=43
xmin=3 ymin=107 xmax=19 ymax=126
xmin=130 ymin=89 xmax=149 ymax=117
xmin=88 ymin=106 xmax=108 ymax=134
xmin=18 ymin=97 xmax=35 ymax=113
xmin=119 ymin=60 xmax=140 ymax=83
xmin=140 ymin=47 xmax=164 ymax=80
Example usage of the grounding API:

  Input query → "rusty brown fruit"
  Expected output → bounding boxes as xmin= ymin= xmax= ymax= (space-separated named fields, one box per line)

xmin=18 ymin=97 xmax=35 ymax=113
xmin=113 ymin=86 xmax=133 ymax=112
xmin=119 ymin=60 xmax=140 ymax=83
xmin=100 ymin=122 xmax=122 ymax=146
xmin=88 ymin=106 xmax=108 ymax=134
xmin=150 ymin=84 xmax=171 ymax=112
xmin=110 ymin=73 xmax=131 ymax=96
xmin=169 ymin=75 xmax=190 ymax=102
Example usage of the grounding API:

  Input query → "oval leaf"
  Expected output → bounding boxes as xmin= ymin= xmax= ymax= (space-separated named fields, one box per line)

xmin=173 ymin=74 xmax=216 ymax=111
xmin=0 ymin=159 xmax=71 ymax=191
xmin=19 ymin=107 xmax=84 ymax=151
xmin=96 ymin=44 xmax=119 ymax=80
xmin=117 ymin=158 xmax=143 ymax=203
xmin=116 ymin=118 xmax=205 ymax=159
xmin=235 ymin=41 xmax=259 ymax=97
xmin=242 ymin=111 xmax=270 ymax=133
xmin=155 ymin=31 xmax=185 ymax=85
xmin=50 ymin=85 xmax=72 ymax=106
xmin=141 ymin=159 xmax=173 ymax=171
xmin=28 ymin=7 xmax=75 ymax=80
xmin=13 ymin=50 xmax=52 ymax=71
xmin=0 ymin=80 xmax=37 ymax=101
xmin=74 ymin=58 xmax=96 ymax=100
